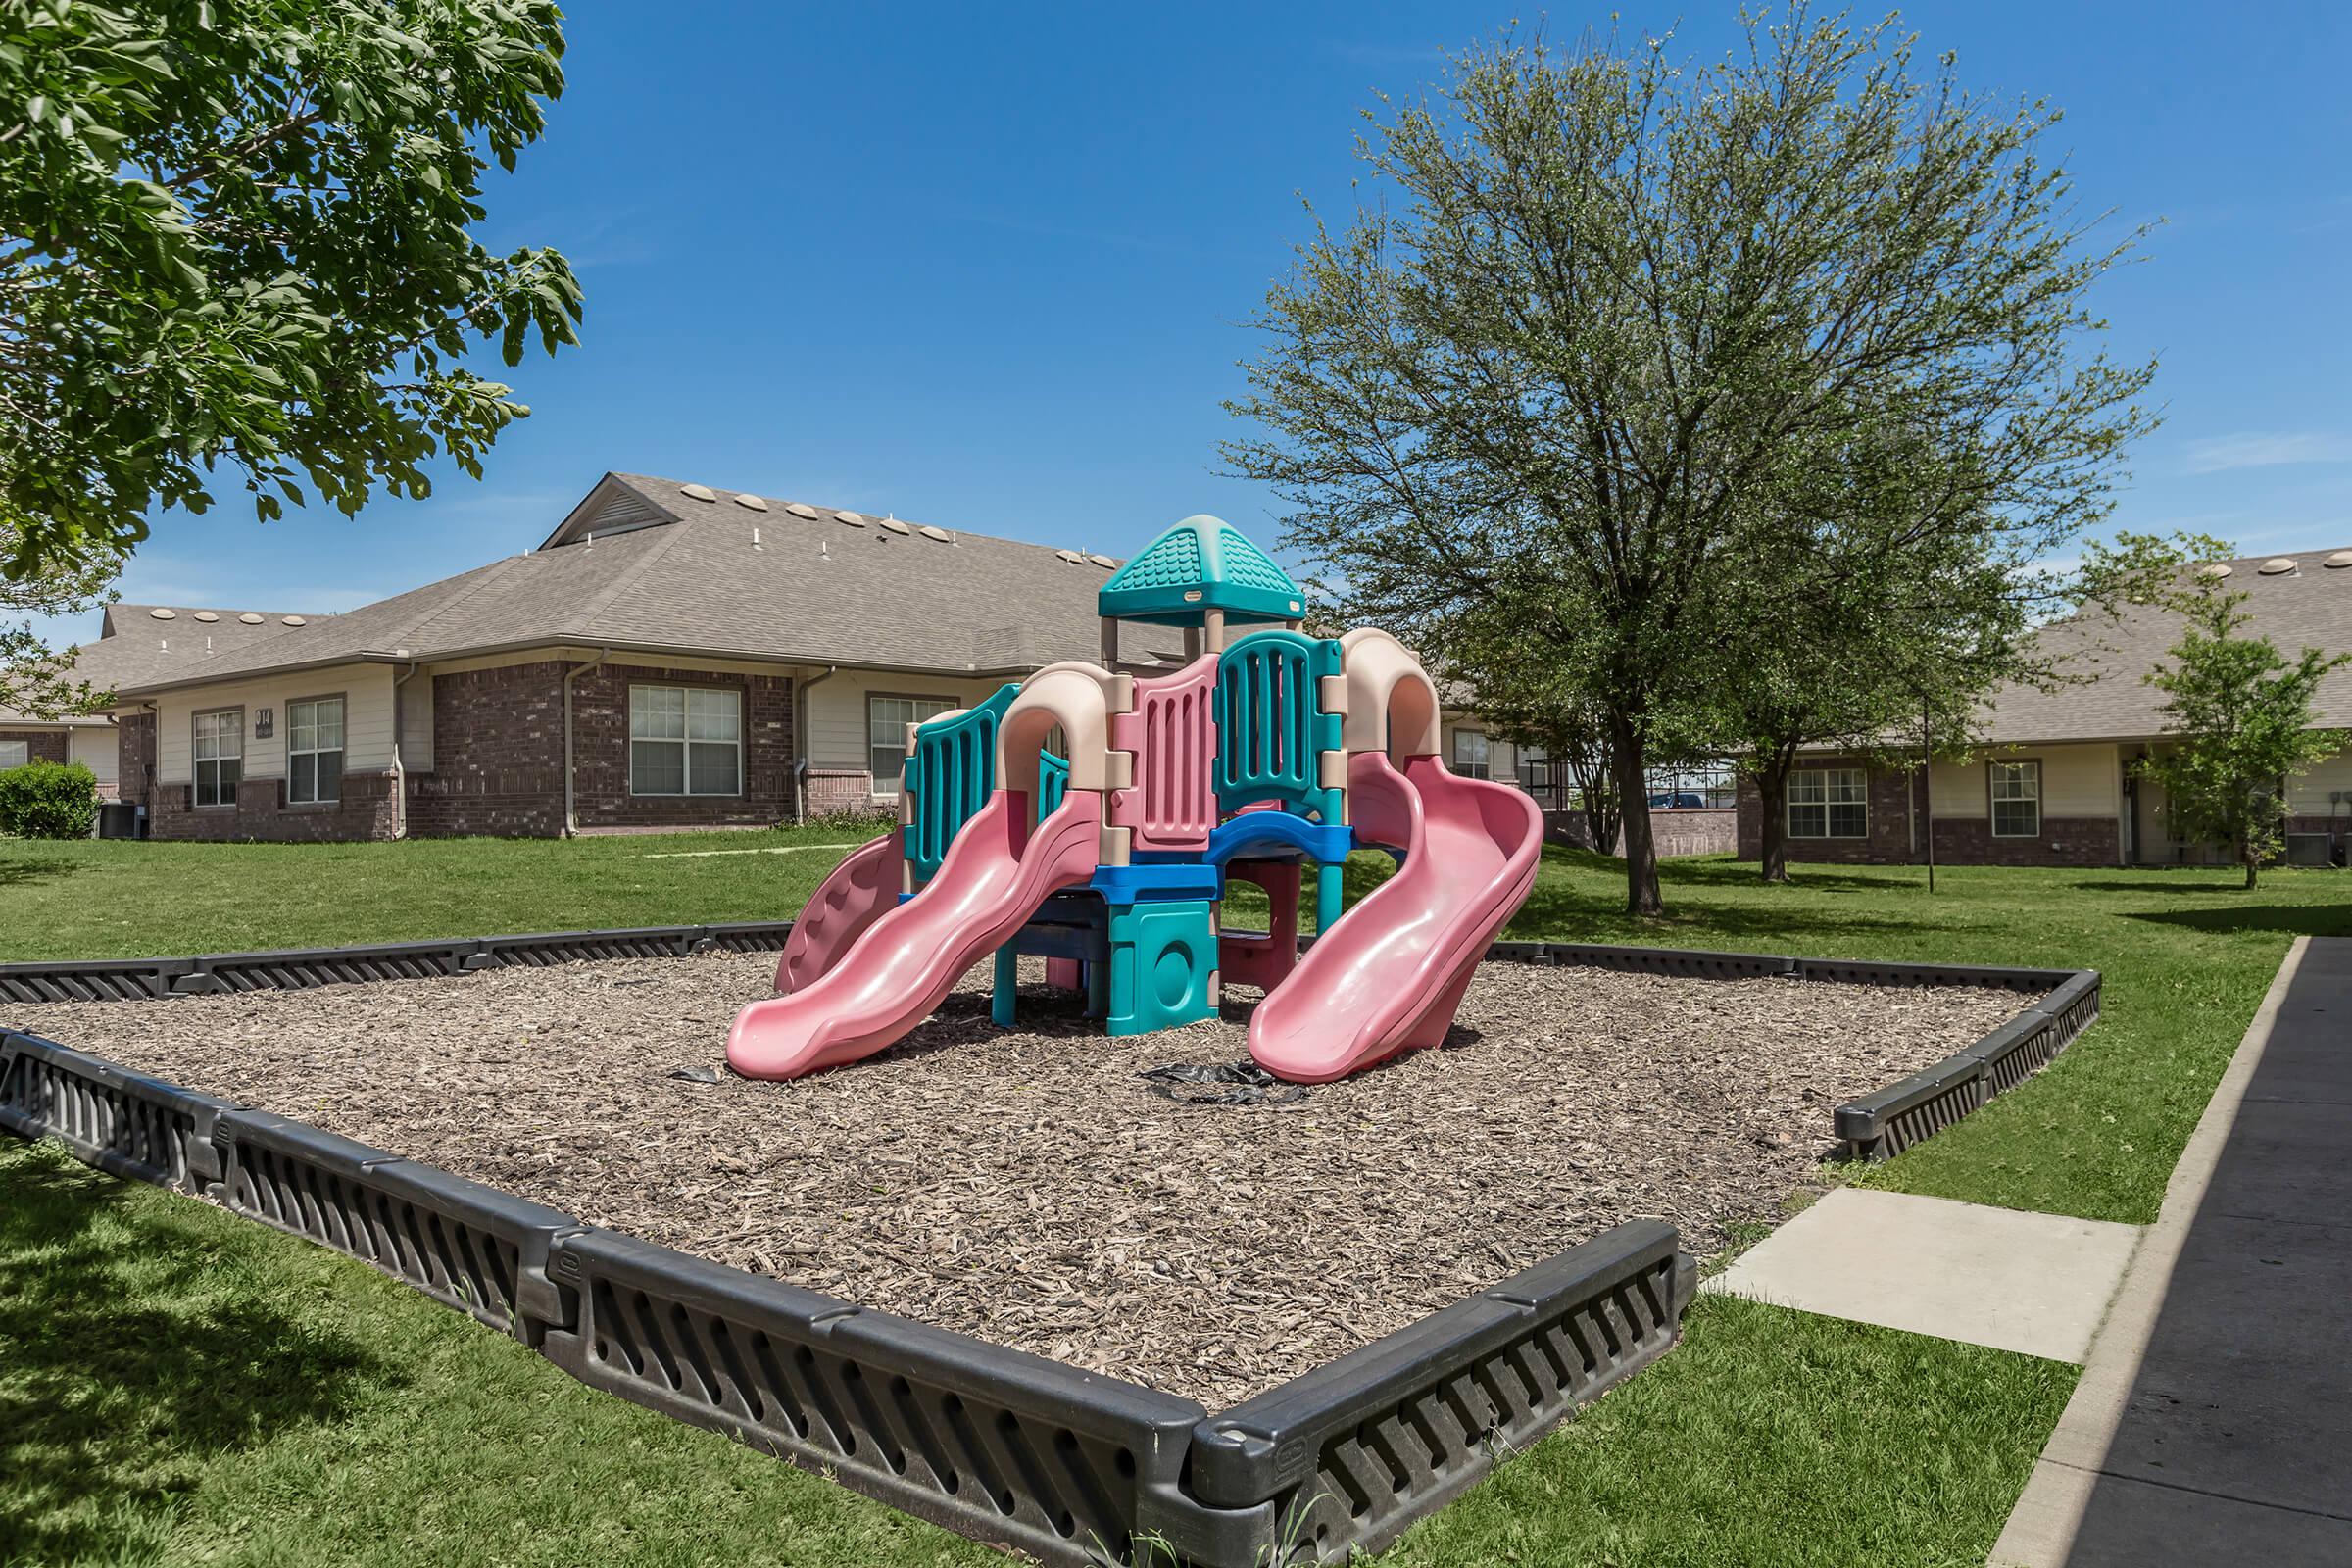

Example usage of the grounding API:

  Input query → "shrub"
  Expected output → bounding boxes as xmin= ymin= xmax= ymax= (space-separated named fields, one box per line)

xmin=0 ymin=760 xmax=101 ymax=839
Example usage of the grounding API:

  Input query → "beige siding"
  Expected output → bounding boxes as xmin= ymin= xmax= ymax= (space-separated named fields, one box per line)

xmin=397 ymin=669 xmax=435 ymax=774
xmin=152 ymin=664 xmax=397 ymax=783
xmin=2287 ymin=743 xmax=2352 ymax=814
xmin=1438 ymin=717 xmax=1514 ymax=778
xmin=805 ymin=670 xmax=1016 ymax=790
xmin=1931 ymin=743 xmax=2120 ymax=820
xmin=69 ymin=726 xmax=118 ymax=790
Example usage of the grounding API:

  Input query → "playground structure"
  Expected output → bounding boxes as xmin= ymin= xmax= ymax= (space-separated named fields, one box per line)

xmin=727 ymin=515 xmax=1544 ymax=1084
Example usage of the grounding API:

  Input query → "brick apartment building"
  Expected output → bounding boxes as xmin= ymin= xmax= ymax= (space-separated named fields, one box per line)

xmin=1735 ymin=547 xmax=2352 ymax=868
xmin=88 ymin=472 xmax=1202 ymax=841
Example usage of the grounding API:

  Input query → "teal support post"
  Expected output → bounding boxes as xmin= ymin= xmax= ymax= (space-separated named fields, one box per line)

xmin=991 ymin=944 xmax=1018 ymax=1027
xmin=1315 ymin=861 xmax=1343 ymax=933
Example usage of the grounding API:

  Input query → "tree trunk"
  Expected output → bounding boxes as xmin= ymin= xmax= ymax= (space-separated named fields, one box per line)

xmin=1757 ymin=761 xmax=1791 ymax=884
xmin=1609 ymin=711 xmax=1663 ymax=915
xmin=1572 ymin=751 xmax=1621 ymax=853
xmin=2242 ymin=835 xmax=2260 ymax=890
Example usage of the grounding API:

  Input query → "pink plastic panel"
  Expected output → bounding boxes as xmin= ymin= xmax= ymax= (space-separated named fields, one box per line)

xmin=1108 ymin=652 xmax=1219 ymax=851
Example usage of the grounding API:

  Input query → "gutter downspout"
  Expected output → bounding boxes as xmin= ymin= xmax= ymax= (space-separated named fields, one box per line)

xmin=794 ymin=665 xmax=838 ymax=824
xmin=139 ymin=701 xmax=159 ymax=837
xmin=562 ymin=649 xmax=612 ymax=837
xmin=390 ymin=662 xmax=422 ymax=839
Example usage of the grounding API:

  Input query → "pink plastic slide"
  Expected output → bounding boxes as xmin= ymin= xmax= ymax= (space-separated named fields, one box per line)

xmin=1249 ymin=751 xmax=1544 ymax=1083
xmin=728 ymin=790 xmax=1105 ymax=1079
xmin=774 ymin=831 xmax=901 ymax=994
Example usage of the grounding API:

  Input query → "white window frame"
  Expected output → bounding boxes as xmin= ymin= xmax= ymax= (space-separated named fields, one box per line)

xmin=1788 ymin=766 xmax=1868 ymax=839
xmin=867 ymin=694 xmax=956 ymax=798
xmin=285 ymin=695 xmax=346 ymax=805
xmin=1990 ymin=760 xmax=2042 ymax=838
xmin=629 ymin=684 xmax=743 ymax=798
xmin=0 ymin=739 xmax=27 ymax=769
xmin=193 ymin=708 xmax=243 ymax=808
xmin=1452 ymin=728 xmax=1491 ymax=779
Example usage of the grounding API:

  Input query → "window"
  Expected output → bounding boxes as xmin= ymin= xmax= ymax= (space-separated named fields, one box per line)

xmin=193 ymin=709 xmax=242 ymax=807
xmin=286 ymin=697 xmax=345 ymax=804
xmin=1990 ymin=760 xmax=2041 ymax=838
xmin=1452 ymin=728 xmax=1491 ymax=779
xmin=868 ymin=695 xmax=956 ymax=796
xmin=629 ymin=685 xmax=741 ymax=796
xmin=1788 ymin=767 xmax=1868 ymax=838
xmin=0 ymin=740 xmax=27 ymax=769
xmin=1516 ymin=743 xmax=1552 ymax=793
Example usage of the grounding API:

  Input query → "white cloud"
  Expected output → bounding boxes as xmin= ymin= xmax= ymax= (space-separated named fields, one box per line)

xmin=2181 ymin=431 xmax=2352 ymax=474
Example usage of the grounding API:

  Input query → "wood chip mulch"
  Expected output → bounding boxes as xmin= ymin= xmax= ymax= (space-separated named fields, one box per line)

xmin=6 ymin=955 xmax=2025 ymax=1409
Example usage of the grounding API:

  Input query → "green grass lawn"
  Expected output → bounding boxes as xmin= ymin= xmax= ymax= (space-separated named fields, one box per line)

xmin=4 ymin=833 xmax=2342 ymax=1565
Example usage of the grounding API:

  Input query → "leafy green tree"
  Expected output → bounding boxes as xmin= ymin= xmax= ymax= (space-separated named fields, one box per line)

xmin=0 ymin=0 xmax=583 ymax=578
xmin=2139 ymin=580 xmax=2348 ymax=888
xmin=0 ymin=519 xmax=118 ymax=717
xmin=1224 ymin=9 xmax=2155 ymax=913
xmin=1442 ymin=630 xmax=1622 ymax=851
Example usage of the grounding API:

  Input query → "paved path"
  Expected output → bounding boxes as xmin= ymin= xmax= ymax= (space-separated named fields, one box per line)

xmin=1995 ymin=934 xmax=2352 ymax=1565
xmin=1702 ymin=1188 xmax=2139 ymax=1362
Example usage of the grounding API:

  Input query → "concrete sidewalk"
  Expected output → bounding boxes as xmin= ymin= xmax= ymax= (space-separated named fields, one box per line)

xmin=1994 ymin=935 xmax=2352 ymax=1564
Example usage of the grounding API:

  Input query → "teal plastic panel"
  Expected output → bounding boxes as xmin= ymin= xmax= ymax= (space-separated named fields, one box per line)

xmin=1211 ymin=630 xmax=1343 ymax=819
xmin=904 ymin=684 xmax=1019 ymax=882
xmin=1104 ymin=898 xmax=1218 ymax=1037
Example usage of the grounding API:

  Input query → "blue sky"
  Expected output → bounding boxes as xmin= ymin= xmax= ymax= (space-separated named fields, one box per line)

xmin=46 ymin=0 xmax=2352 ymax=642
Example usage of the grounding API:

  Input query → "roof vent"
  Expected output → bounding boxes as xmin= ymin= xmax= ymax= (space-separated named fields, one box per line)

xmin=238 ymin=612 xmax=265 ymax=624
xmin=149 ymin=607 xmax=176 ymax=620
xmin=733 ymin=492 xmax=769 ymax=512
xmin=878 ymin=516 xmax=910 ymax=535
xmin=193 ymin=610 xmax=220 ymax=622
xmin=2328 ymin=550 xmax=2352 ymax=569
xmin=2199 ymin=564 xmax=2234 ymax=580
xmin=1088 ymin=553 xmax=1116 ymax=568
xmin=835 ymin=511 xmax=867 ymax=526
xmin=917 ymin=524 xmax=952 ymax=542
xmin=1055 ymin=549 xmax=1084 ymax=564
xmin=785 ymin=502 xmax=821 ymax=520
xmin=679 ymin=483 xmax=718 ymax=502
xmin=281 ymin=615 xmax=308 ymax=626
xmin=2258 ymin=557 xmax=2298 ymax=575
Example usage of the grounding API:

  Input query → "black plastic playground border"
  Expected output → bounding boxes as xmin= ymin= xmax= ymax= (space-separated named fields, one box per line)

xmin=0 ymin=1024 xmax=1690 ymax=1568
xmin=1477 ymin=939 xmax=2102 ymax=1159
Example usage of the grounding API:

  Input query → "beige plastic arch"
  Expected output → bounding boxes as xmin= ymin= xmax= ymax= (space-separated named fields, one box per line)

xmin=996 ymin=662 xmax=1129 ymax=801
xmin=1338 ymin=627 xmax=1443 ymax=759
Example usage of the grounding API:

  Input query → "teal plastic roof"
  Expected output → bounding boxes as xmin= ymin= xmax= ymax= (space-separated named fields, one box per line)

xmin=1097 ymin=515 xmax=1305 ymax=626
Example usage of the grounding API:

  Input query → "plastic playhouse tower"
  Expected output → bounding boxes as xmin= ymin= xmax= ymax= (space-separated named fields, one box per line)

xmin=728 ymin=515 xmax=1544 ymax=1085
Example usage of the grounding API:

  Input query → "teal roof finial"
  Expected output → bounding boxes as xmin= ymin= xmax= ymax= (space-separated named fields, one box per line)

xmin=1098 ymin=515 xmax=1305 ymax=626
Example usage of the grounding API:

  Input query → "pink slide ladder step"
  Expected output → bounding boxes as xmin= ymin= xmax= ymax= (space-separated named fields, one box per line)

xmin=729 ymin=790 xmax=1106 ymax=1079
xmin=774 ymin=830 xmax=902 ymax=994
xmin=1248 ymin=751 xmax=1543 ymax=1083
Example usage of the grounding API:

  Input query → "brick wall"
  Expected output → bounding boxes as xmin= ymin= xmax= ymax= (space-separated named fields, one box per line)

xmin=1736 ymin=764 xmax=1922 ymax=864
xmin=0 ymin=729 xmax=70 ymax=767
xmin=1930 ymin=814 xmax=2121 ymax=867
xmin=568 ymin=662 xmax=794 ymax=831
xmin=1736 ymin=764 xmax=2126 ymax=866
xmin=406 ymin=661 xmax=568 ymax=837
xmin=117 ymin=713 xmax=154 ymax=808
xmin=149 ymin=769 xmax=400 ymax=842
xmin=406 ymin=659 xmax=801 ymax=838
xmin=804 ymin=767 xmax=878 ymax=815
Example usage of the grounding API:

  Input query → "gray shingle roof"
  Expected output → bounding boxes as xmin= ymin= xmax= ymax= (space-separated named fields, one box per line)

xmin=1971 ymin=548 xmax=2352 ymax=744
xmin=3 ymin=603 xmax=322 ymax=724
xmin=113 ymin=474 xmax=1183 ymax=696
